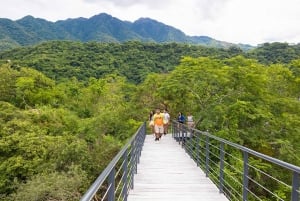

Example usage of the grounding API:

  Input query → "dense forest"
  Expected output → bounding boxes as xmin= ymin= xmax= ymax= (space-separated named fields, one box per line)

xmin=0 ymin=41 xmax=299 ymax=200
xmin=1 ymin=41 xmax=300 ymax=83
xmin=0 ymin=41 xmax=242 ymax=83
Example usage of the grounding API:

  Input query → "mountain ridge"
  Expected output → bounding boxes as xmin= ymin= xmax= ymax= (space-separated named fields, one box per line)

xmin=0 ymin=12 xmax=253 ymax=51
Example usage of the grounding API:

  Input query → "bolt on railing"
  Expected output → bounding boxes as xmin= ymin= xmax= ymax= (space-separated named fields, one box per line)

xmin=172 ymin=121 xmax=300 ymax=201
xmin=80 ymin=122 xmax=146 ymax=201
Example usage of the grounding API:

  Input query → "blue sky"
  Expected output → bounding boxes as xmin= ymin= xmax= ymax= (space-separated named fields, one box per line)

xmin=1 ymin=0 xmax=299 ymax=45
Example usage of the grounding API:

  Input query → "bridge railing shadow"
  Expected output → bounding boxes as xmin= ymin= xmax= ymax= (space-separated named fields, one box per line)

xmin=172 ymin=120 xmax=300 ymax=201
xmin=80 ymin=122 xmax=146 ymax=201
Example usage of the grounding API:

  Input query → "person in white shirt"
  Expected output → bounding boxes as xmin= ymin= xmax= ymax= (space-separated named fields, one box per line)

xmin=187 ymin=113 xmax=194 ymax=129
xmin=163 ymin=109 xmax=170 ymax=135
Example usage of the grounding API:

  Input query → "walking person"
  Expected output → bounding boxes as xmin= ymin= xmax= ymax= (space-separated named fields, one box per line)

xmin=149 ymin=110 xmax=154 ymax=135
xmin=177 ymin=112 xmax=185 ymax=124
xmin=187 ymin=113 xmax=194 ymax=129
xmin=153 ymin=109 xmax=164 ymax=141
xmin=163 ymin=109 xmax=170 ymax=135
xmin=177 ymin=112 xmax=185 ymax=132
xmin=187 ymin=112 xmax=195 ymax=137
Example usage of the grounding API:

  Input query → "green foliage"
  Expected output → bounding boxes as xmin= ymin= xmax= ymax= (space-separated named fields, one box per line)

xmin=247 ymin=42 xmax=300 ymax=64
xmin=0 ymin=64 xmax=139 ymax=199
xmin=0 ymin=104 xmax=91 ymax=194
xmin=289 ymin=59 xmax=300 ymax=77
xmin=8 ymin=166 xmax=88 ymax=201
xmin=0 ymin=41 xmax=299 ymax=201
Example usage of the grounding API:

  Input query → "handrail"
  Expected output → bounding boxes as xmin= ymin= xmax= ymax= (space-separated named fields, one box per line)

xmin=199 ymin=130 xmax=300 ymax=173
xmin=80 ymin=122 xmax=146 ymax=201
xmin=171 ymin=120 xmax=300 ymax=201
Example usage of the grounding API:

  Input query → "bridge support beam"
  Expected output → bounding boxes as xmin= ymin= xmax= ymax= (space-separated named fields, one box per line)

xmin=108 ymin=168 xmax=115 ymax=201
xmin=292 ymin=171 xmax=299 ymax=201
xmin=219 ymin=142 xmax=225 ymax=194
xmin=123 ymin=149 xmax=128 ymax=201
xmin=205 ymin=136 xmax=210 ymax=177
xmin=242 ymin=152 xmax=249 ymax=201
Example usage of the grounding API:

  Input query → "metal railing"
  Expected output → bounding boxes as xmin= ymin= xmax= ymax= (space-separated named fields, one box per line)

xmin=80 ymin=122 xmax=146 ymax=201
xmin=172 ymin=121 xmax=300 ymax=201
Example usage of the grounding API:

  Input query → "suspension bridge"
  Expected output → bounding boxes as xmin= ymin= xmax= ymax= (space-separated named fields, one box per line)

xmin=80 ymin=122 xmax=300 ymax=201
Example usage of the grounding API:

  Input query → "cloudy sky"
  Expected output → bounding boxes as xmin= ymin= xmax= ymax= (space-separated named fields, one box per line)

xmin=1 ymin=0 xmax=299 ymax=45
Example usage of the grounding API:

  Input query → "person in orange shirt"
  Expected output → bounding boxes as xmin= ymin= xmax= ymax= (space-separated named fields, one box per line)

xmin=153 ymin=108 xmax=164 ymax=141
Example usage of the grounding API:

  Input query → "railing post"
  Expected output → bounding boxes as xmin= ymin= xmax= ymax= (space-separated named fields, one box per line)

xmin=107 ymin=168 xmax=115 ymax=201
xmin=187 ymin=128 xmax=192 ymax=153
xmin=243 ymin=151 xmax=249 ymax=201
xmin=137 ymin=133 xmax=141 ymax=164
xmin=174 ymin=122 xmax=177 ymax=139
xmin=144 ymin=122 xmax=147 ymax=138
xmin=139 ymin=129 xmax=143 ymax=161
xmin=205 ymin=136 xmax=210 ymax=177
xmin=134 ymin=138 xmax=138 ymax=174
xmin=180 ymin=124 xmax=184 ymax=146
xmin=173 ymin=122 xmax=177 ymax=141
xmin=173 ymin=122 xmax=175 ymax=138
xmin=197 ymin=132 xmax=201 ymax=167
xmin=192 ymin=131 xmax=197 ymax=161
xmin=176 ymin=122 xmax=179 ymax=144
xmin=130 ymin=141 xmax=134 ymax=189
xmin=188 ymin=130 xmax=194 ymax=159
xmin=123 ymin=149 xmax=128 ymax=201
xmin=172 ymin=122 xmax=174 ymax=138
xmin=291 ymin=171 xmax=299 ymax=201
xmin=182 ymin=124 xmax=185 ymax=146
xmin=186 ymin=128 xmax=190 ymax=155
xmin=219 ymin=142 xmax=225 ymax=194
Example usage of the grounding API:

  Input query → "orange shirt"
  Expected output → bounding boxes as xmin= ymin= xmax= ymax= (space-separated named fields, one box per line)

xmin=153 ymin=113 xmax=164 ymax=126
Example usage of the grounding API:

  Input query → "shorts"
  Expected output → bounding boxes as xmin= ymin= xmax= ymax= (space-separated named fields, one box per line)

xmin=187 ymin=121 xmax=194 ymax=128
xmin=154 ymin=125 xmax=164 ymax=134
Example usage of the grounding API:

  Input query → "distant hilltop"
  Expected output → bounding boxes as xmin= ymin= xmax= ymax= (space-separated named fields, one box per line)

xmin=0 ymin=13 xmax=253 ymax=51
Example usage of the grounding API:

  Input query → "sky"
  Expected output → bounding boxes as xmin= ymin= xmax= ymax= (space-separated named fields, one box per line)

xmin=1 ymin=0 xmax=299 ymax=46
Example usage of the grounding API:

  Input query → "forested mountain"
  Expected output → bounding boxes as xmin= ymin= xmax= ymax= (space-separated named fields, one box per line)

xmin=0 ymin=41 xmax=299 ymax=84
xmin=55 ymin=13 xmax=141 ymax=42
xmin=0 ymin=13 xmax=251 ymax=52
xmin=0 ymin=41 xmax=299 ymax=200
xmin=0 ymin=41 xmax=244 ymax=83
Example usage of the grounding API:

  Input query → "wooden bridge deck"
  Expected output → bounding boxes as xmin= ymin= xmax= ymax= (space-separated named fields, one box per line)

xmin=127 ymin=134 xmax=229 ymax=201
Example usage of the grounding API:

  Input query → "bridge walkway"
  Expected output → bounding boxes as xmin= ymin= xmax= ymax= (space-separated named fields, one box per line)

xmin=127 ymin=134 xmax=228 ymax=201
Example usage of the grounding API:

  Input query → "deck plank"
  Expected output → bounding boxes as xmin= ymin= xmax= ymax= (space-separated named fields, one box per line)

xmin=127 ymin=134 xmax=229 ymax=201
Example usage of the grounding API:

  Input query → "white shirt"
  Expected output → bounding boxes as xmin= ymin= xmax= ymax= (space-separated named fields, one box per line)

xmin=187 ymin=115 xmax=193 ymax=122
xmin=164 ymin=112 xmax=170 ymax=122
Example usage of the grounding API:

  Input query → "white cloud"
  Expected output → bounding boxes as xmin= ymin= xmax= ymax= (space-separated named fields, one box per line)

xmin=0 ymin=0 xmax=299 ymax=45
xmin=202 ymin=0 xmax=300 ymax=44
xmin=84 ymin=0 xmax=169 ymax=8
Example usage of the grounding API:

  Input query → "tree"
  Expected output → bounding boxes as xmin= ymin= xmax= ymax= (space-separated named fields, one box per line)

xmin=0 ymin=64 xmax=19 ymax=104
